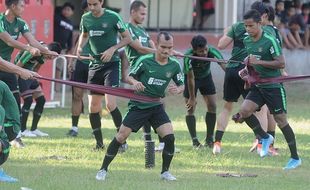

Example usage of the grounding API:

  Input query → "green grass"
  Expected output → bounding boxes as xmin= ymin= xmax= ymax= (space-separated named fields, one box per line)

xmin=1 ymin=82 xmax=310 ymax=190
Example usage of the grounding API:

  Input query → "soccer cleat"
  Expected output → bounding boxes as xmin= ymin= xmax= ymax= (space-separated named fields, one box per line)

xmin=232 ymin=113 xmax=244 ymax=123
xmin=10 ymin=137 xmax=25 ymax=148
xmin=66 ymin=129 xmax=78 ymax=137
xmin=160 ymin=171 xmax=176 ymax=181
xmin=256 ymin=143 xmax=262 ymax=155
xmin=31 ymin=129 xmax=49 ymax=137
xmin=21 ymin=130 xmax=37 ymax=137
xmin=268 ymin=145 xmax=279 ymax=156
xmin=193 ymin=140 xmax=203 ymax=149
xmin=0 ymin=169 xmax=18 ymax=183
xmin=212 ymin=141 xmax=221 ymax=155
xmin=95 ymin=169 xmax=107 ymax=181
xmin=260 ymin=134 xmax=274 ymax=157
xmin=93 ymin=144 xmax=105 ymax=151
xmin=118 ymin=143 xmax=128 ymax=153
xmin=155 ymin=143 xmax=165 ymax=152
xmin=249 ymin=138 xmax=259 ymax=152
xmin=283 ymin=158 xmax=301 ymax=170
xmin=205 ymin=138 xmax=214 ymax=148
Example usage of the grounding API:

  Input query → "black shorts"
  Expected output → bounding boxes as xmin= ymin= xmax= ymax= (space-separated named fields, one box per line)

xmin=223 ymin=65 xmax=249 ymax=102
xmin=71 ymin=60 xmax=89 ymax=83
xmin=0 ymin=71 xmax=18 ymax=92
xmin=122 ymin=104 xmax=171 ymax=133
xmin=87 ymin=62 xmax=120 ymax=95
xmin=183 ymin=74 xmax=216 ymax=98
xmin=18 ymin=78 xmax=40 ymax=96
xmin=246 ymin=86 xmax=287 ymax=114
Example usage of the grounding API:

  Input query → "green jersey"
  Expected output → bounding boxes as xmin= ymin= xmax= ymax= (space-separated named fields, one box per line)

xmin=243 ymin=32 xmax=282 ymax=88
xmin=226 ymin=22 xmax=248 ymax=68
xmin=0 ymin=14 xmax=30 ymax=61
xmin=14 ymin=50 xmax=44 ymax=71
xmin=183 ymin=46 xmax=223 ymax=79
xmin=80 ymin=9 xmax=127 ymax=65
xmin=262 ymin=25 xmax=283 ymax=47
xmin=125 ymin=23 xmax=151 ymax=67
xmin=129 ymin=54 xmax=184 ymax=109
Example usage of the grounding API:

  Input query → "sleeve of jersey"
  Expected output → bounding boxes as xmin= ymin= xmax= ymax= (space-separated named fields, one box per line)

xmin=20 ymin=19 xmax=30 ymax=34
xmin=0 ymin=21 xmax=5 ymax=33
xmin=129 ymin=57 xmax=145 ymax=79
xmin=226 ymin=24 xmax=235 ymax=38
xmin=209 ymin=47 xmax=224 ymax=64
xmin=115 ymin=14 xmax=127 ymax=33
xmin=173 ymin=61 xmax=184 ymax=86
xmin=268 ymin=37 xmax=282 ymax=58
xmin=80 ymin=17 xmax=87 ymax=33
xmin=183 ymin=56 xmax=192 ymax=74
xmin=128 ymin=26 xmax=137 ymax=41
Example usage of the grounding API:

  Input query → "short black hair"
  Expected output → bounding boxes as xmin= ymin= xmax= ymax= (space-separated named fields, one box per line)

xmin=251 ymin=1 xmax=269 ymax=16
xmin=130 ymin=0 xmax=146 ymax=12
xmin=47 ymin=42 xmax=62 ymax=54
xmin=5 ymin=0 xmax=20 ymax=7
xmin=191 ymin=35 xmax=207 ymax=50
xmin=243 ymin=9 xmax=262 ymax=23
xmin=157 ymin=31 xmax=172 ymax=43
xmin=62 ymin=2 xmax=74 ymax=11
xmin=267 ymin=5 xmax=275 ymax=21
xmin=81 ymin=0 xmax=88 ymax=10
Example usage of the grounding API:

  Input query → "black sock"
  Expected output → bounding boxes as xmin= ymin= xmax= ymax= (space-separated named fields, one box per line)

xmin=100 ymin=137 xmax=122 ymax=171
xmin=110 ymin=107 xmax=122 ymax=130
xmin=143 ymin=121 xmax=152 ymax=141
xmin=205 ymin=112 xmax=216 ymax=140
xmin=185 ymin=115 xmax=197 ymax=141
xmin=161 ymin=134 xmax=175 ymax=173
xmin=72 ymin=115 xmax=80 ymax=127
xmin=20 ymin=109 xmax=29 ymax=132
xmin=90 ymin=112 xmax=103 ymax=147
xmin=215 ymin=130 xmax=224 ymax=142
xmin=244 ymin=114 xmax=269 ymax=139
xmin=31 ymin=96 xmax=45 ymax=131
xmin=280 ymin=124 xmax=299 ymax=160
xmin=158 ymin=135 xmax=164 ymax=143
xmin=31 ymin=112 xmax=41 ymax=131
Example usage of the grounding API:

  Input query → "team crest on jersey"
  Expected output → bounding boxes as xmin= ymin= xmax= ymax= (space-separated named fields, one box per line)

xmin=258 ymin=47 xmax=263 ymax=52
xmin=14 ymin=28 xmax=19 ymax=33
xmin=166 ymin=72 xmax=172 ymax=78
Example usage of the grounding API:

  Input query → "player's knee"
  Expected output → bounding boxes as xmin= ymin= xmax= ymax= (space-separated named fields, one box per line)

xmin=116 ymin=132 xmax=128 ymax=144
xmin=239 ymin=107 xmax=252 ymax=119
xmin=106 ymin=103 xmax=116 ymax=112
xmin=207 ymin=103 xmax=216 ymax=113
xmin=22 ymin=96 xmax=33 ymax=111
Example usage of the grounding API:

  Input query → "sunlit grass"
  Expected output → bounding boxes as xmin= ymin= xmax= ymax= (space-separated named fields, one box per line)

xmin=1 ymin=83 xmax=310 ymax=190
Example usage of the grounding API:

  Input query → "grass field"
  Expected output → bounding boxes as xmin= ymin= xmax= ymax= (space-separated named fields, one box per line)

xmin=1 ymin=83 xmax=310 ymax=190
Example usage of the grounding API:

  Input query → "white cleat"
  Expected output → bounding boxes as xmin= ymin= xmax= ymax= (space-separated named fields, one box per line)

xmin=160 ymin=171 xmax=177 ymax=181
xmin=31 ymin=129 xmax=49 ymax=137
xmin=212 ymin=142 xmax=221 ymax=155
xmin=21 ymin=130 xmax=37 ymax=137
xmin=96 ymin=169 xmax=107 ymax=181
